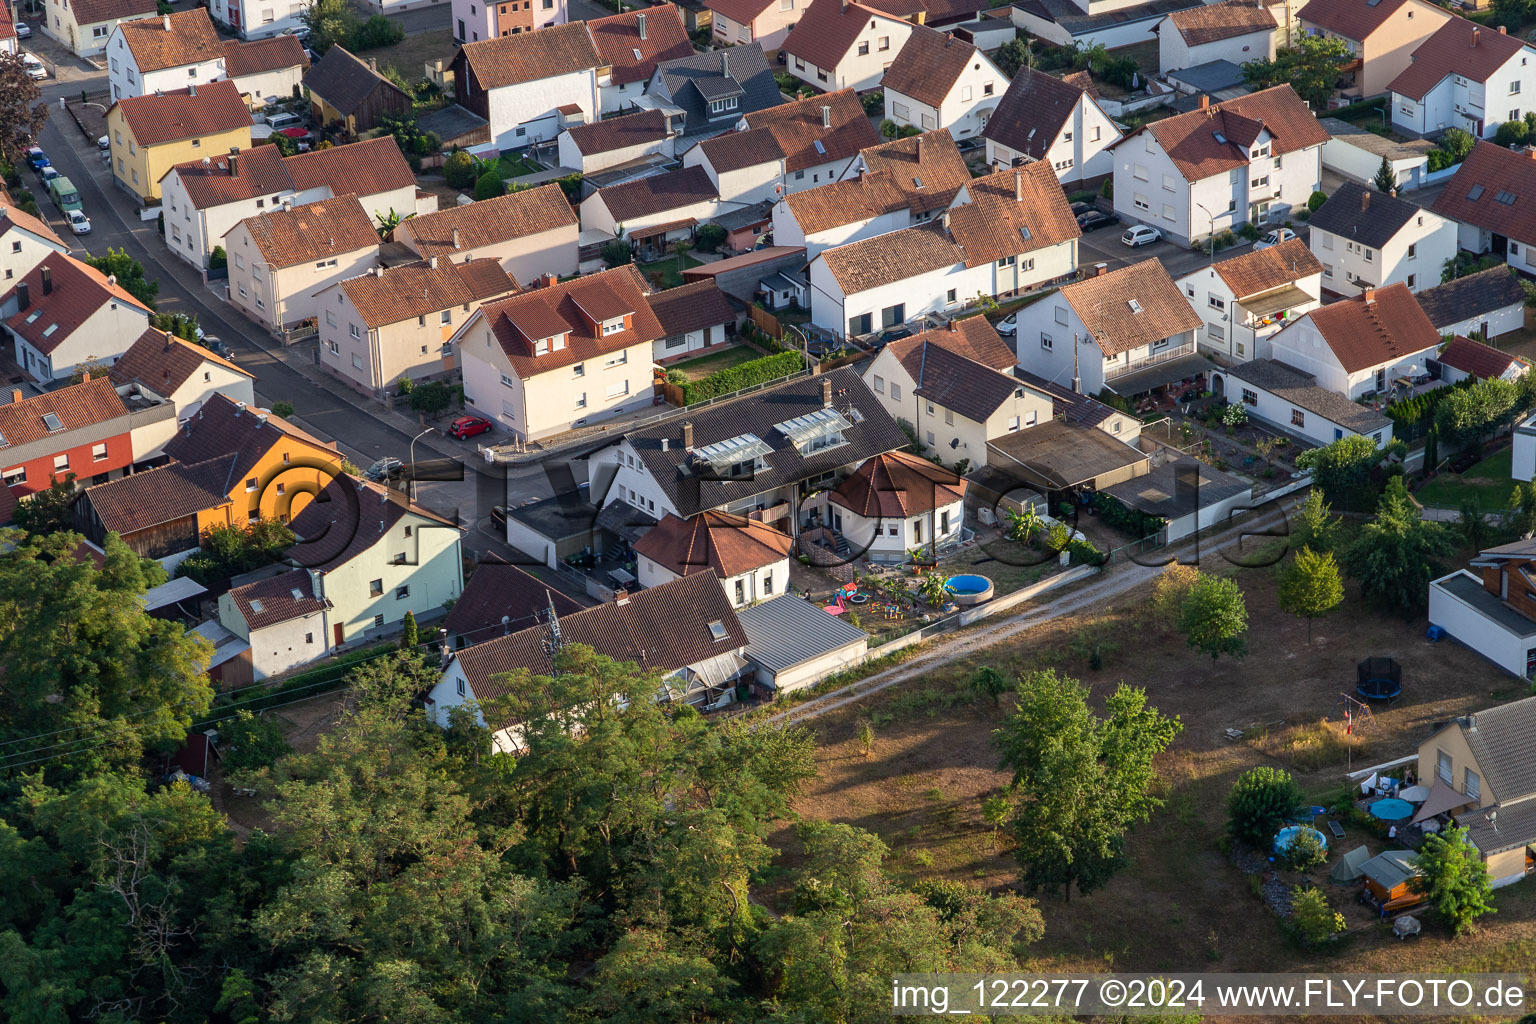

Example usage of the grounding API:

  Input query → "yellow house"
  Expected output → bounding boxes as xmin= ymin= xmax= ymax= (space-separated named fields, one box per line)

xmin=107 ymin=79 xmax=251 ymax=203
xmin=41 ymin=0 xmax=155 ymax=58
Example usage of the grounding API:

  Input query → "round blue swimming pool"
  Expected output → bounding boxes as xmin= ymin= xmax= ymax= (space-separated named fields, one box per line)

xmin=945 ymin=574 xmax=994 ymax=606
xmin=1370 ymin=797 xmax=1415 ymax=822
xmin=1273 ymin=825 xmax=1328 ymax=856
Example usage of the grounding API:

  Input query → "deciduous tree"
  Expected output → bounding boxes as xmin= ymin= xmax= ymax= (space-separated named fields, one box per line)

xmin=1277 ymin=546 xmax=1344 ymax=642
xmin=1411 ymin=825 xmax=1495 ymax=935
xmin=1226 ymin=766 xmax=1303 ymax=847
xmin=1178 ymin=573 xmax=1249 ymax=661
xmin=84 ymin=248 xmax=158 ymax=308
xmin=1295 ymin=434 xmax=1380 ymax=509
xmin=1241 ymin=36 xmax=1350 ymax=106
xmin=1344 ymin=477 xmax=1454 ymax=615
xmin=0 ymin=53 xmax=48 ymax=164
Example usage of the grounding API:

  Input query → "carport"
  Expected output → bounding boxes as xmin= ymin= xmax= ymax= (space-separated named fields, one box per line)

xmin=1106 ymin=352 xmax=1216 ymax=396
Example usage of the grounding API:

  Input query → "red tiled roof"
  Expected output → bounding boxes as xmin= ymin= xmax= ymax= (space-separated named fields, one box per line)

xmin=0 ymin=255 xmax=152 ymax=354
xmin=223 ymin=33 xmax=308 ymax=78
xmin=400 ymin=182 xmax=577 ymax=259
xmin=743 ymin=89 xmax=881 ymax=172
xmin=227 ymin=568 xmax=328 ymax=630
xmin=73 ymin=0 xmax=155 ymax=30
xmin=80 ymin=455 xmax=236 ymax=535
xmin=0 ymin=198 xmax=66 ymax=249
xmin=880 ymin=25 xmax=982 ymax=109
xmin=645 ymin=280 xmax=736 ymax=337
xmin=592 ymin=165 xmax=716 ymax=221
xmin=0 ymin=375 xmax=130 ymax=450
xmin=161 ymin=143 xmax=291 ymax=207
xmin=1166 ymin=0 xmax=1276 ymax=46
xmin=281 ymin=136 xmax=418 ymax=199
xmin=830 ymin=450 xmax=966 ymax=518
xmin=703 ymin=0 xmax=774 ymax=26
xmin=883 ymin=314 xmax=1016 ymax=371
xmin=782 ymin=1 xmax=905 ymax=74
xmin=459 ymin=22 xmax=602 ymax=89
xmin=1212 ymin=238 xmax=1323 ymax=298
xmin=286 ymin=473 xmax=457 ymax=573
xmin=1132 ymin=84 xmax=1328 ymax=182
xmin=338 ymin=259 xmax=517 ymax=329
xmin=481 ymin=265 xmax=663 ymax=377
xmin=1439 ymin=335 xmax=1524 ymax=379
xmin=163 ymin=392 xmax=338 ymax=493
xmin=587 ymin=6 xmax=694 ymax=86
xmin=230 ymin=194 xmax=378 ymax=269
xmin=110 ymin=328 xmax=252 ymax=394
xmin=817 ymin=222 xmax=964 ymax=294
xmin=1297 ymin=0 xmax=1419 ymax=42
xmin=698 ymin=127 xmax=785 ymax=173
xmin=1061 ymin=260 xmax=1204 ymax=357
xmin=855 ymin=128 xmax=971 ymax=216
xmin=112 ymin=80 xmax=250 ymax=147
xmin=634 ymin=510 xmax=794 ymax=578
xmin=1389 ymin=17 xmax=1526 ymax=99
xmin=982 ymin=66 xmax=1091 ymax=160
xmin=1431 ymin=141 xmax=1536 ymax=244
xmin=565 ymin=108 xmax=671 ymax=156
xmin=945 ymin=161 xmax=1081 ymax=266
xmin=1303 ymin=283 xmax=1443 ymax=373
xmin=119 ymin=9 xmax=222 ymax=72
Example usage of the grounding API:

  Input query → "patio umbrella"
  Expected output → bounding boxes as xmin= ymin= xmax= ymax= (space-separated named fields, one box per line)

xmin=1399 ymin=785 xmax=1430 ymax=803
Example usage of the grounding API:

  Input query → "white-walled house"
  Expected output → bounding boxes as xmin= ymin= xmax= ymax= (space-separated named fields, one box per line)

xmin=449 ymin=24 xmax=603 ymax=150
xmin=1211 ymin=358 xmax=1393 ymax=448
xmin=43 ymin=0 xmax=156 ymax=59
xmin=1437 ymin=335 xmax=1529 ymax=386
xmin=1266 ymin=283 xmax=1443 ymax=399
xmin=451 ymin=0 xmax=566 ymax=45
xmin=1296 ymin=0 xmax=1452 ymax=101
xmin=557 ymin=109 xmax=676 ymax=175
xmin=828 ymin=450 xmax=967 ymax=562
xmin=880 ymin=26 xmax=1003 ymax=141
xmin=109 ymin=328 xmax=255 ymax=421
xmin=578 ymin=165 xmax=722 ymax=247
xmin=1308 ymin=181 xmax=1455 ymax=296
xmin=218 ymin=568 xmax=331 ymax=680
xmin=1111 ymin=86 xmax=1327 ymax=247
xmin=224 ymin=35 xmax=309 ymax=107
xmin=453 ymin=266 xmax=662 ymax=441
xmin=108 ymin=9 xmax=225 ymax=102
xmin=223 ymin=196 xmax=381 ymax=331
xmin=683 ymin=128 xmax=786 ymax=206
xmin=741 ymin=89 xmax=882 ymax=194
xmin=395 ymin=184 xmax=580 ymax=284
xmin=0 ymin=254 xmax=153 ymax=382
xmin=1158 ymin=0 xmax=1277 ymax=74
xmin=1432 ymin=142 xmax=1536 ymax=278
xmin=780 ymin=1 xmax=914 ymax=94
xmin=0 ymin=204 xmax=70 ymax=285
xmin=705 ymin=0 xmax=804 ymax=52
xmin=1390 ymin=18 xmax=1535 ymax=139
xmin=646 ymin=280 xmax=737 ymax=361
xmin=1415 ymin=265 xmax=1530 ymax=343
xmin=1175 ymin=237 xmax=1323 ymax=365
xmin=588 ymin=7 xmax=694 ymax=115
xmin=981 ymin=67 xmax=1121 ymax=188
xmin=1013 ymin=260 xmax=1203 ymax=397
xmin=633 ymin=510 xmax=793 ymax=606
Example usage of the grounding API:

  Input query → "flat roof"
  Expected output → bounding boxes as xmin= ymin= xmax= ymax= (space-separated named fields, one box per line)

xmin=1106 ymin=352 xmax=1216 ymax=396
xmin=1102 ymin=458 xmax=1250 ymax=519
xmin=141 ymin=575 xmax=209 ymax=612
xmin=1434 ymin=570 xmax=1536 ymax=639
xmin=987 ymin=420 xmax=1148 ymax=489
xmin=737 ymin=594 xmax=869 ymax=674
xmin=509 ymin=493 xmax=602 ymax=543
xmin=1319 ymin=117 xmax=1436 ymax=163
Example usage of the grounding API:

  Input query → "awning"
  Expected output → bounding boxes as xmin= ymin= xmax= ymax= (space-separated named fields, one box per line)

xmin=631 ymin=218 xmax=698 ymax=241
xmin=1238 ymin=284 xmax=1314 ymax=320
xmin=1412 ymin=778 xmax=1474 ymax=823
xmin=689 ymin=651 xmax=748 ymax=689
xmin=1106 ymin=353 xmax=1216 ymax=396
xmin=141 ymin=575 xmax=208 ymax=612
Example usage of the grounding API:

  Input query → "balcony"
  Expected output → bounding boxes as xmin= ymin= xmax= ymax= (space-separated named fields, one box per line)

xmin=1105 ymin=341 xmax=1197 ymax=381
xmin=749 ymin=500 xmax=790 ymax=524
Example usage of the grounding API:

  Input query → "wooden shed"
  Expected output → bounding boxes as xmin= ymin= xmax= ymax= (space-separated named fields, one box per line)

xmin=304 ymin=45 xmax=412 ymax=133
xmin=1360 ymin=849 xmax=1424 ymax=914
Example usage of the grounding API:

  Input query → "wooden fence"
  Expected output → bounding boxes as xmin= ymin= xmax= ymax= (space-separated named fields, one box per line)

xmin=748 ymin=304 xmax=783 ymax=339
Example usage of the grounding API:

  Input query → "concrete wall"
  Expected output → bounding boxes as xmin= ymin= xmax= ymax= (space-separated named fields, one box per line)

xmin=1428 ymin=569 xmax=1533 ymax=680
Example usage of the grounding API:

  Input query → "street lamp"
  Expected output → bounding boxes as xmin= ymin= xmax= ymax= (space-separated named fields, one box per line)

xmin=408 ymin=426 xmax=435 ymax=501
xmin=1194 ymin=201 xmax=1217 ymax=264
xmin=784 ymin=323 xmax=812 ymax=371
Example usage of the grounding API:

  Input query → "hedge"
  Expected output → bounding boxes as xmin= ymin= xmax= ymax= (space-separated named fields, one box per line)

xmin=679 ymin=350 xmax=804 ymax=404
xmin=1091 ymin=491 xmax=1165 ymax=540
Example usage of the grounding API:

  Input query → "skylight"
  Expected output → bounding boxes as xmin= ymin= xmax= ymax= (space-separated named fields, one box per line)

xmin=1496 ymin=189 xmax=1517 ymax=205
xmin=41 ymin=412 xmax=62 ymax=431
xmin=42 ymin=324 xmax=57 ymax=337
xmin=1019 ymin=225 xmax=1032 ymax=241
xmin=290 ymin=588 xmax=304 ymax=599
xmin=692 ymin=433 xmax=772 ymax=476
xmin=1128 ymin=299 xmax=1144 ymax=314
xmin=708 ymin=620 xmax=729 ymax=641
xmin=250 ymin=598 xmax=265 ymax=613
xmin=1212 ymin=131 xmax=1227 ymax=144
xmin=25 ymin=310 xmax=41 ymax=324
xmin=0 ymin=430 xmax=7 ymax=447
xmin=813 ymin=139 xmax=826 ymax=156
xmin=1467 ymin=184 xmax=1486 ymax=201
xmin=776 ymin=407 xmax=852 ymax=454
xmin=913 ymin=176 xmax=924 ymax=189
xmin=632 ymin=47 xmax=642 ymax=59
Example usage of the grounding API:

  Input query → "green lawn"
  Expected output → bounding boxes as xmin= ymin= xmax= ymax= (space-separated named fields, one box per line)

xmin=667 ymin=344 xmax=758 ymax=380
xmin=1414 ymin=447 xmax=1515 ymax=508
xmin=637 ymin=255 xmax=702 ymax=289
xmin=496 ymin=154 xmax=542 ymax=179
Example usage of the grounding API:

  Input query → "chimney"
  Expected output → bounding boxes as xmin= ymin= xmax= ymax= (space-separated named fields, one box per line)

xmin=41 ymin=266 xmax=52 ymax=295
xmin=721 ymin=49 xmax=729 ymax=78
xmin=1361 ymin=190 xmax=1371 ymax=212
xmin=916 ymin=135 xmax=923 ymax=163
xmin=1196 ymin=93 xmax=1209 ymax=110
xmin=188 ymin=83 xmax=196 ymax=97
xmin=1014 ymin=168 xmax=1023 ymax=201
xmin=10 ymin=389 xmax=21 ymax=403
xmin=162 ymin=12 xmax=170 ymax=29
xmin=682 ymin=421 xmax=695 ymax=450
xmin=369 ymin=57 xmax=378 ymax=71
xmin=16 ymin=282 xmax=28 ymax=311
xmin=1500 ymin=24 xmax=1507 ymax=33
xmin=1362 ymin=286 xmax=1376 ymax=304
xmin=1472 ymin=25 xmax=1480 ymax=46
xmin=228 ymin=150 xmax=239 ymax=178
xmin=1389 ymin=188 xmax=1397 ymax=198
xmin=661 ymin=436 xmax=669 ymax=451
xmin=1095 ymin=262 xmax=1107 ymax=277
xmin=821 ymin=376 xmax=833 ymax=407
xmin=821 ymin=104 xmax=831 ymax=128
xmin=541 ymin=272 xmax=557 ymax=288
xmin=452 ymin=226 xmax=461 ymax=249
xmin=81 ymin=372 xmax=90 ymax=383
xmin=429 ymin=255 xmax=439 ymax=269
xmin=637 ymin=11 xmax=647 ymax=38
xmin=947 ymin=319 xmax=957 ymax=332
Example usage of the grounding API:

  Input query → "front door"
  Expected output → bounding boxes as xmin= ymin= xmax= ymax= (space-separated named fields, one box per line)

xmin=334 ymin=623 xmax=344 ymax=647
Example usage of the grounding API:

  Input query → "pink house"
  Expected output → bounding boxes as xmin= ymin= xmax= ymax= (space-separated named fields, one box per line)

xmin=452 ymin=0 xmax=566 ymax=45
xmin=706 ymin=0 xmax=805 ymax=52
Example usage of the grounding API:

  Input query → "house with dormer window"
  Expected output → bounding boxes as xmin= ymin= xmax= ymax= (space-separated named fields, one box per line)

xmin=454 ymin=265 xmax=663 ymax=441
xmin=1432 ymin=141 xmax=1536 ymax=278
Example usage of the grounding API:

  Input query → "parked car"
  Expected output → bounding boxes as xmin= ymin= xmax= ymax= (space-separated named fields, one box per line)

xmin=1122 ymin=225 xmax=1161 ymax=247
xmin=66 ymin=210 xmax=90 ymax=235
xmin=1069 ymin=201 xmax=1094 ymax=218
xmin=24 ymin=147 xmax=48 ymax=171
xmin=47 ymin=176 xmax=82 ymax=215
xmin=201 ymin=336 xmax=233 ymax=360
xmin=448 ymin=415 xmax=493 ymax=439
xmin=265 ymin=111 xmax=304 ymax=131
xmin=1077 ymin=210 xmax=1116 ymax=232
xmin=20 ymin=53 xmax=46 ymax=80
xmin=873 ymin=326 xmax=913 ymax=347
xmin=365 ymin=456 xmax=404 ymax=482
xmin=39 ymin=166 xmax=60 ymax=184
xmin=995 ymin=312 xmax=1017 ymax=337
xmin=15 ymin=21 xmax=31 ymax=37
xmin=1253 ymin=227 xmax=1297 ymax=251
xmin=96 ymin=135 xmax=110 ymax=152
xmin=957 ymin=136 xmax=985 ymax=152
xmin=490 ymin=505 xmax=509 ymax=530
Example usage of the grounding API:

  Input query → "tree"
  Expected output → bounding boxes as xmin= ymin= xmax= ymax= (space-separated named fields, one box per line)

xmin=474 ymin=170 xmax=507 ymax=200
xmin=1226 ymin=766 xmax=1303 ymax=847
xmin=1290 ymin=887 xmax=1346 ymax=947
xmin=1461 ymin=495 xmax=1492 ymax=548
xmin=1241 ymin=36 xmax=1350 ymax=106
xmin=602 ymin=240 xmax=633 ymax=267
xmin=1372 ymin=155 xmax=1398 ymax=192
xmin=400 ymin=609 xmax=419 ymax=650
xmin=1150 ymin=563 xmax=1201 ymax=629
xmin=1411 ymin=826 xmax=1495 ymax=935
xmin=671 ymin=237 xmax=692 ymax=274
xmin=219 ymin=709 xmax=293 ymax=777
xmin=992 ymin=669 xmax=1181 ymax=901
xmin=1344 ymin=476 xmax=1455 ymax=614
xmin=856 ymin=716 xmax=875 ymax=757
xmin=1492 ymin=0 xmax=1535 ymax=29
xmin=992 ymin=36 xmax=1034 ymax=78
xmin=695 ymin=223 xmax=727 ymax=252
xmin=1289 ymin=489 xmax=1339 ymax=554
xmin=151 ymin=310 xmax=200 ymax=340
xmin=83 ymin=248 xmax=158 ymax=308
xmin=1295 ymin=434 xmax=1380 ymax=509
xmin=1495 ymin=117 xmax=1531 ymax=148
xmin=1277 ymin=546 xmax=1343 ymax=642
xmin=1435 ymin=376 xmax=1519 ymax=456
xmin=969 ymin=664 xmax=1011 ymax=705
xmin=0 ymin=55 xmax=48 ymax=165
xmin=443 ymin=149 xmax=477 ymax=189
xmin=1282 ymin=828 xmax=1327 ymax=871
xmin=408 ymin=380 xmax=453 ymax=416
xmin=1423 ymin=422 xmax=1440 ymax=476
xmin=11 ymin=473 xmax=78 ymax=536
xmin=1003 ymin=504 xmax=1045 ymax=545
xmin=1177 ymin=573 xmax=1248 ymax=661
xmin=175 ymin=519 xmax=295 ymax=586
xmin=373 ymin=206 xmax=413 ymax=238
xmin=302 ymin=0 xmax=356 ymax=55
xmin=271 ymin=400 xmax=296 ymax=417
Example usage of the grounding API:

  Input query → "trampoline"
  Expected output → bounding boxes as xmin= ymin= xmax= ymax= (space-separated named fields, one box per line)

xmin=1274 ymin=825 xmax=1328 ymax=856
xmin=1357 ymin=656 xmax=1402 ymax=701
xmin=1370 ymin=798 xmax=1415 ymax=822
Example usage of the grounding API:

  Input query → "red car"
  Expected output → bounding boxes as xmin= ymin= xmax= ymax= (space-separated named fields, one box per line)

xmin=448 ymin=415 xmax=493 ymax=439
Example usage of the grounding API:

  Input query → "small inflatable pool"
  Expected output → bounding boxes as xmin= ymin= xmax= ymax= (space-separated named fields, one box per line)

xmin=945 ymin=574 xmax=994 ymax=606
xmin=1274 ymin=825 xmax=1328 ymax=856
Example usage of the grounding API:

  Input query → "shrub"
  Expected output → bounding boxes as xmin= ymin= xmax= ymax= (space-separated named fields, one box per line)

xmin=880 ymin=119 xmax=899 ymax=139
xmin=696 ymin=223 xmax=727 ymax=252
xmin=1440 ymin=126 xmax=1475 ymax=162
xmin=1150 ymin=564 xmax=1200 ymax=627
xmin=861 ymin=90 xmax=884 ymax=116
xmin=1100 ymin=177 xmax=1113 ymax=199
xmin=1226 ymin=766 xmax=1303 ymax=847
xmin=1494 ymin=118 xmax=1530 ymax=148
xmin=209 ymin=245 xmax=227 ymax=271
xmin=1283 ymin=828 xmax=1327 ymax=872
xmin=350 ymin=13 xmax=404 ymax=50
xmin=1238 ymin=221 xmax=1260 ymax=242
xmin=602 ymin=240 xmax=633 ymax=267
xmin=271 ymin=401 xmax=295 ymax=417
xmin=409 ymin=380 xmax=453 ymax=416
xmin=1067 ymin=537 xmax=1104 ymax=566
xmin=474 ymin=170 xmax=507 ymax=200
xmin=1290 ymin=887 xmax=1345 ymax=947
xmin=219 ymin=710 xmax=292 ymax=777
xmin=678 ymin=350 xmax=803 ymax=404
xmin=1307 ymin=189 xmax=1328 ymax=213
xmin=443 ymin=150 xmax=477 ymax=189
xmin=773 ymin=71 xmax=798 ymax=94
xmin=1091 ymin=492 xmax=1164 ymax=540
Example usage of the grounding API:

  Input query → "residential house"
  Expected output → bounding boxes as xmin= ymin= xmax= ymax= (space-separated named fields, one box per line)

xmin=944 ymin=162 xmax=1083 ymax=299
xmin=705 ymin=0 xmax=803 ymax=52
xmin=393 ymin=183 xmax=580 ymax=283
xmin=1409 ymin=686 xmax=1536 ymax=886
xmin=1437 ymin=335 xmax=1528 ymax=386
xmin=1308 ymin=181 xmax=1455 ymax=296
xmin=646 ymin=279 xmax=737 ymax=360
xmin=773 ymin=129 xmax=971 ymax=257
xmin=557 ymin=109 xmax=677 ymax=175
xmin=739 ymin=89 xmax=881 ymax=192
xmin=0 ymin=376 xmax=151 ymax=503
xmin=982 ymin=66 xmax=1121 ymax=188
xmin=1414 ymin=265 xmax=1529 ymax=342
xmin=453 ymin=0 xmax=566 ymax=42
xmin=0 ymin=4 xmax=14 ymax=54
xmin=590 ymin=367 xmax=908 ymax=533
xmin=426 ymin=569 xmax=750 ymax=744
xmin=827 ymin=450 xmax=968 ymax=562
xmin=217 ymin=568 xmax=332 ymax=679
xmin=681 ymin=245 xmax=809 ymax=305
xmin=580 ymin=165 xmax=721 ymax=247
xmin=1012 ymin=259 xmax=1204 ymax=397
xmin=780 ymin=0 xmax=914 ymax=94
xmin=1110 ymin=86 xmax=1328 ymax=247
xmin=1012 ymin=367 xmax=1141 ymax=438
xmin=317 ymin=258 xmax=518 ymax=394
xmin=1210 ymin=358 xmax=1393 ymax=447
xmin=107 ymin=80 xmax=251 ymax=203
xmin=634 ymin=509 xmax=794 ymax=605
xmin=107 ymin=9 xmax=225 ymax=102
xmin=305 ymin=46 xmax=412 ymax=132
xmin=1296 ymin=0 xmax=1451 ymax=100
xmin=683 ymin=127 xmax=787 ymax=206
xmin=43 ymin=0 xmax=155 ymax=58
xmin=588 ymin=8 xmax=693 ymax=114
xmin=223 ymin=196 xmax=381 ymax=331
xmin=1320 ymin=116 xmax=1436 ymax=192
xmin=454 ymin=265 xmax=664 ymax=440
xmin=0 ymin=201 xmax=70 ymax=286
xmin=207 ymin=0 xmax=307 ymax=40
xmin=865 ymin=317 xmax=1053 ymax=460
xmin=0 ymin=255 xmax=154 ymax=382
xmin=450 ymin=24 xmax=603 ymax=149
xmin=72 ymin=456 xmax=241 ymax=563
xmin=1266 ymin=282 xmax=1443 ymax=399
xmin=880 ymin=26 xmax=1003 ymax=141
xmin=644 ymin=44 xmax=782 ymax=142
xmin=110 ymin=327 xmax=256 ymax=420
xmin=1390 ymin=18 xmax=1536 ymax=139
xmin=159 ymin=136 xmax=423 ymax=270
xmin=1158 ymin=0 xmax=1277 ymax=74
xmin=223 ymin=35 xmax=309 ymax=107
xmin=441 ymin=558 xmax=582 ymax=650
xmin=1174 ymin=237 xmax=1324 ymax=364
xmin=285 ymin=474 xmax=464 ymax=647
xmin=1431 ymin=141 xmax=1536 ymax=277
xmin=737 ymin=593 xmax=869 ymax=695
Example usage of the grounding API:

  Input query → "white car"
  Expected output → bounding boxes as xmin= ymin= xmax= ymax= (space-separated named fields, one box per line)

xmin=20 ymin=53 xmax=46 ymax=80
xmin=66 ymin=210 xmax=91 ymax=235
xmin=15 ymin=22 xmax=31 ymax=38
xmin=97 ymin=135 xmax=110 ymax=152
xmin=1253 ymin=227 xmax=1297 ymax=251
xmin=1122 ymin=225 xmax=1161 ymax=247
xmin=995 ymin=312 xmax=1018 ymax=337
